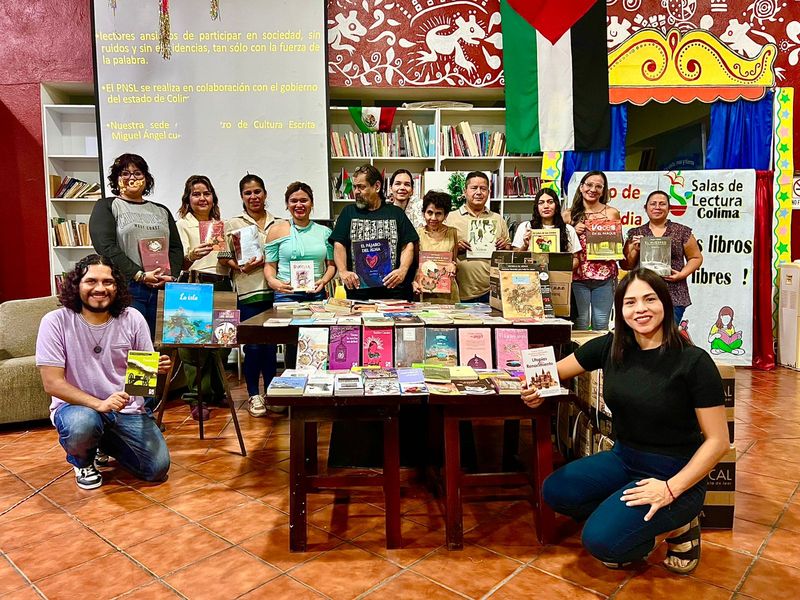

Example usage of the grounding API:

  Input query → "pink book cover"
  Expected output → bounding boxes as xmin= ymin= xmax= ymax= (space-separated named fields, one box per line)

xmin=362 ymin=326 xmax=394 ymax=368
xmin=199 ymin=220 xmax=226 ymax=251
xmin=458 ymin=327 xmax=493 ymax=370
xmin=328 ymin=325 xmax=360 ymax=370
xmin=494 ymin=328 xmax=528 ymax=370
xmin=138 ymin=237 xmax=171 ymax=275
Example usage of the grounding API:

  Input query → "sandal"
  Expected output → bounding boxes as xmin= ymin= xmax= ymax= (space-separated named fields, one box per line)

xmin=663 ymin=516 xmax=701 ymax=575
xmin=601 ymin=541 xmax=657 ymax=570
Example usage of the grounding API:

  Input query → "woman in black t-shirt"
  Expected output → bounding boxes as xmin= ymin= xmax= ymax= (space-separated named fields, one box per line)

xmin=522 ymin=268 xmax=728 ymax=575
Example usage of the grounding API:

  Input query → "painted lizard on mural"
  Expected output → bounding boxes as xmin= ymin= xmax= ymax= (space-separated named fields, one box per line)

xmin=416 ymin=14 xmax=486 ymax=73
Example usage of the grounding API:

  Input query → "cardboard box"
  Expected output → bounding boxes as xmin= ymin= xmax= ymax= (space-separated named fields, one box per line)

xmin=715 ymin=363 xmax=735 ymax=444
xmin=778 ymin=263 xmax=800 ymax=370
xmin=489 ymin=251 xmax=573 ymax=317
xmin=701 ymin=445 xmax=736 ymax=529
xmin=571 ymin=332 xmax=609 ymax=417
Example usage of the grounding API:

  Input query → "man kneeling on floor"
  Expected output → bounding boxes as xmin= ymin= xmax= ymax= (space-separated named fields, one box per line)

xmin=36 ymin=254 xmax=171 ymax=489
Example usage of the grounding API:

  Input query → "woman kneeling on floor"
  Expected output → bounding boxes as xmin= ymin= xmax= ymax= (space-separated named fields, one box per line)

xmin=522 ymin=268 xmax=729 ymax=574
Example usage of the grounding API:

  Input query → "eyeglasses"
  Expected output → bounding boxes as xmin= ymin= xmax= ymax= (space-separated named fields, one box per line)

xmin=120 ymin=170 xmax=145 ymax=179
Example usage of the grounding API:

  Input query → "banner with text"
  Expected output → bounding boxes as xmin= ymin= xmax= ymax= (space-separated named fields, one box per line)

xmin=93 ymin=0 xmax=330 ymax=218
xmin=567 ymin=170 xmax=755 ymax=366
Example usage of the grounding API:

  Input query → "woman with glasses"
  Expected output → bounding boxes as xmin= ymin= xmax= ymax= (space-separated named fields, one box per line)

xmin=564 ymin=171 xmax=621 ymax=331
xmin=90 ymin=153 xmax=183 ymax=338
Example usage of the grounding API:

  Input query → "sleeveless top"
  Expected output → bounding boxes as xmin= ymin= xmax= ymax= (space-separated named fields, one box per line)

xmin=574 ymin=205 xmax=619 ymax=282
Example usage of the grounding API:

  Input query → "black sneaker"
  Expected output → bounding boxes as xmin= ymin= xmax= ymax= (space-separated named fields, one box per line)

xmin=74 ymin=465 xmax=103 ymax=490
xmin=94 ymin=450 xmax=110 ymax=467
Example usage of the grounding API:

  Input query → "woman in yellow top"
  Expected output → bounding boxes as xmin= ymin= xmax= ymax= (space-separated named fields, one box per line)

xmin=412 ymin=191 xmax=459 ymax=304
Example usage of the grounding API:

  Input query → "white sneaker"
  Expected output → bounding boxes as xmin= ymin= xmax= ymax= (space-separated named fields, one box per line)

xmin=74 ymin=465 xmax=103 ymax=490
xmin=266 ymin=404 xmax=288 ymax=414
xmin=248 ymin=394 xmax=267 ymax=417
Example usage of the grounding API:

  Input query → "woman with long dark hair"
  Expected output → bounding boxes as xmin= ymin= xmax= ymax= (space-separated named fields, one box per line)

xmin=521 ymin=268 xmax=728 ymax=575
xmin=512 ymin=188 xmax=580 ymax=269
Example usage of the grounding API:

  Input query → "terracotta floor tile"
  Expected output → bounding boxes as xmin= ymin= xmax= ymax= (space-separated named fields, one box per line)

xmin=352 ymin=518 xmax=444 ymax=567
xmin=163 ymin=483 xmax=249 ymax=520
xmin=240 ymin=523 xmax=343 ymax=571
xmin=135 ymin=465 xmax=213 ymax=501
xmin=737 ymin=454 xmax=800 ymax=483
xmin=91 ymin=504 xmax=189 ymax=548
xmin=112 ymin=582 xmax=182 ymax=599
xmin=490 ymin=566 xmax=604 ymax=599
xmin=735 ymin=491 xmax=786 ymax=528
xmin=41 ymin=474 xmax=112 ymax=505
xmin=465 ymin=502 xmax=544 ymax=562
xmin=761 ymin=528 xmax=800 ymax=568
xmin=777 ymin=502 xmax=800 ymax=533
xmin=10 ymin=459 xmax=72 ymax=487
xmin=703 ymin=518 xmax=772 ymax=554
xmin=0 ymin=475 xmax=33 ymax=501
xmin=308 ymin=500 xmax=387 ymax=540
xmin=238 ymin=575 xmax=324 ymax=599
xmin=0 ymin=494 xmax=56 ymax=524
xmin=740 ymin=557 xmax=800 ymax=599
xmin=125 ymin=524 xmax=231 ymax=577
xmin=63 ymin=488 xmax=154 ymax=525
xmin=198 ymin=500 xmax=288 ymax=543
xmin=164 ymin=547 xmax=280 ymax=599
xmin=290 ymin=543 xmax=401 ymax=600
xmin=6 ymin=527 xmax=113 ymax=582
xmin=647 ymin=540 xmax=752 ymax=591
xmin=224 ymin=467 xmax=289 ymax=498
xmin=35 ymin=552 xmax=152 ymax=600
xmin=187 ymin=453 xmax=261 ymax=482
xmin=0 ymin=585 xmax=42 ymax=600
xmin=0 ymin=558 xmax=26 ymax=595
xmin=364 ymin=571 xmax=464 ymax=599
xmin=736 ymin=470 xmax=797 ymax=502
xmin=258 ymin=485 xmax=291 ymax=513
xmin=411 ymin=543 xmax=520 ymax=598
xmin=530 ymin=535 xmax=629 ymax=596
xmin=614 ymin=564 xmax=731 ymax=599
xmin=0 ymin=510 xmax=80 ymax=551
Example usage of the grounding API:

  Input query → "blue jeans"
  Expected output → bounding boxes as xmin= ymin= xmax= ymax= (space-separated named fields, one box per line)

xmin=673 ymin=305 xmax=687 ymax=324
xmin=572 ymin=278 xmax=615 ymax=331
xmin=239 ymin=299 xmax=277 ymax=396
xmin=543 ymin=443 xmax=706 ymax=564
xmin=54 ymin=405 xmax=170 ymax=481
xmin=129 ymin=281 xmax=158 ymax=341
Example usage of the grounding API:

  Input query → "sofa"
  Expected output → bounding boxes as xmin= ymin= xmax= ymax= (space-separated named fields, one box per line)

xmin=0 ymin=295 xmax=61 ymax=424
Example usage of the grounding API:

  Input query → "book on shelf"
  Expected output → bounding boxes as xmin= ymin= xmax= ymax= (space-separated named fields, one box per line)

xmin=423 ymin=327 xmax=457 ymax=367
xmin=362 ymin=326 xmax=393 ymax=368
xmin=230 ymin=225 xmax=264 ymax=265
xmin=504 ymin=174 xmax=541 ymax=198
xmin=267 ymin=376 xmax=307 ymax=397
xmin=161 ymin=283 xmax=214 ymax=345
xmin=296 ymin=327 xmax=329 ymax=371
xmin=585 ymin=220 xmax=624 ymax=261
xmin=395 ymin=325 xmax=424 ymax=367
xmin=352 ymin=239 xmax=393 ymax=288
xmin=640 ymin=236 xmax=672 ymax=276
xmin=211 ymin=309 xmax=239 ymax=346
xmin=440 ymin=124 xmax=505 ymax=157
xmin=124 ymin=350 xmax=159 ymax=396
xmin=522 ymin=346 xmax=562 ymax=397
xmin=290 ymin=260 xmax=316 ymax=292
xmin=362 ymin=367 xmax=398 ymax=379
xmin=529 ymin=229 xmax=560 ymax=253
xmin=334 ymin=372 xmax=364 ymax=396
xmin=50 ymin=175 xmax=101 ymax=199
xmin=329 ymin=123 xmax=434 ymax=159
xmin=198 ymin=220 xmax=226 ymax=251
xmin=328 ymin=325 xmax=361 ymax=370
xmin=336 ymin=315 xmax=361 ymax=325
xmin=417 ymin=251 xmax=452 ymax=294
xmin=138 ymin=237 xmax=171 ymax=275
xmin=450 ymin=313 xmax=483 ymax=325
xmin=50 ymin=218 xmax=91 ymax=247
xmin=458 ymin=328 xmax=493 ymax=370
xmin=305 ymin=373 xmax=335 ymax=396
xmin=495 ymin=328 xmax=528 ymax=370
xmin=467 ymin=219 xmax=498 ymax=259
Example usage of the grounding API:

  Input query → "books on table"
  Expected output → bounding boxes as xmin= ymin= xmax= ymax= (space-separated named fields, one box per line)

xmin=352 ymin=239 xmax=393 ymax=288
xmin=422 ymin=365 xmax=451 ymax=383
xmin=212 ymin=309 xmax=239 ymax=346
xmin=395 ymin=325 xmax=424 ymax=367
xmin=365 ymin=376 xmax=400 ymax=395
xmin=529 ymin=228 xmax=560 ymax=253
xmin=494 ymin=328 xmax=528 ymax=370
xmin=124 ymin=350 xmax=159 ymax=396
xmin=454 ymin=379 xmax=495 ymax=395
xmin=640 ymin=236 xmax=672 ymax=276
xmin=499 ymin=264 xmax=545 ymax=320
xmin=458 ymin=328 xmax=493 ymax=369
xmin=522 ymin=346 xmax=562 ymax=397
xmin=362 ymin=326 xmax=394 ymax=368
xmin=397 ymin=368 xmax=428 ymax=394
xmin=199 ymin=220 xmax=226 ymax=251
xmin=491 ymin=377 xmax=524 ymax=395
xmin=296 ymin=327 xmax=329 ymax=371
xmin=328 ymin=325 xmax=361 ymax=370
xmin=138 ymin=237 xmax=171 ymax=275
xmin=304 ymin=372 xmax=335 ymax=396
xmin=334 ymin=373 xmax=364 ymax=396
xmin=290 ymin=260 xmax=316 ymax=292
xmin=585 ymin=220 xmax=624 ymax=261
xmin=162 ymin=283 xmax=214 ymax=345
xmin=423 ymin=327 xmax=458 ymax=367
xmin=449 ymin=366 xmax=479 ymax=381
xmin=417 ymin=250 xmax=452 ymax=294
xmin=264 ymin=318 xmax=292 ymax=327
xmin=267 ymin=376 xmax=307 ymax=396
xmin=466 ymin=219 xmax=497 ymax=259
xmin=230 ymin=225 xmax=264 ymax=265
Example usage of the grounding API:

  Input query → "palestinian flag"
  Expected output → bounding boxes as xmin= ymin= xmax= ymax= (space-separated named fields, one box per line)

xmin=502 ymin=0 xmax=610 ymax=153
xmin=349 ymin=107 xmax=397 ymax=133
xmin=338 ymin=168 xmax=352 ymax=196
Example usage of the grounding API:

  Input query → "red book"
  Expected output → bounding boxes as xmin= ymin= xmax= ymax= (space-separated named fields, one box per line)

xmin=198 ymin=220 xmax=225 ymax=251
xmin=361 ymin=326 xmax=393 ymax=368
xmin=138 ymin=237 xmax=170 ymax=275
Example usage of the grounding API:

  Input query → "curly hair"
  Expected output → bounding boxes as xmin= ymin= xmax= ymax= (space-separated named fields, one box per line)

xmin=178 ymin=175 xmax=221 ymax=220
xmin=58 ymin=254 xmax=132 ymax=318
xmin=421 ymin=191 xmax=452 ymax=216
xmin=107 ymin=153 xmax=155 ymax=196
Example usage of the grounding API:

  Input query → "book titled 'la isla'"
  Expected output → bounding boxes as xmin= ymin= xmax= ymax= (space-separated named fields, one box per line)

xmin=352 ymin=239 xmax=392 ymax=288
xmin=522 ymin=346 xmax=561 ymax=397
xmin=162 ymin=283 xmax=214 ymax=345
xmin=138 ymin=237 xmax=171 ymax=275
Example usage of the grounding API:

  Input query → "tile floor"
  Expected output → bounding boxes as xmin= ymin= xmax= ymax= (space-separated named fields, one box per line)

xmin=0 ymin=367 xmax=798 ymax=599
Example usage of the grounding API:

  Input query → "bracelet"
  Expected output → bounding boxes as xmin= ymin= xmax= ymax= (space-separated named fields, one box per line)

xmin=134 ymin=271 xmax=144 ymax=283
xmin=665 ymin=479 xmax=676 ymax=502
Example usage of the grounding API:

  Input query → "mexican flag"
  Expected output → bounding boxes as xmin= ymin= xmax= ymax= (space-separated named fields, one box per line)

xmin=502 ymin=0 xmax=610 ymax=153
xmin=348 ymin=107 xmax=397 ymax=133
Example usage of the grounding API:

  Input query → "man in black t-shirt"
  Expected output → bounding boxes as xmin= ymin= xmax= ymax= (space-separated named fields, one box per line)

xmin=329 ymin=164 xmax=419 ymax=301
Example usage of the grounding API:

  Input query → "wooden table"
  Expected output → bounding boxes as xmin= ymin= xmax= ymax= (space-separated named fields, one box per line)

xmin=268 ymin=393 xmax=423 ymax=552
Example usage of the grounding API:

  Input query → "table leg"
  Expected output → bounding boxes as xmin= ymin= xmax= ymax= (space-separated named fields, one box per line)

xmin=304 ymin=421 xmax=318 ymax=475
xmin=289 ymin=414 xmax=308 ymax=552
xmin=533 ymin=413 xmax=556 ymax=544
xmin=383 ymin=411 xmax=402 ymax=549
xmin=443 ymin=415 xmax=463 ymax=550
xmin=214 ymin=352 xmax=247 ymax=456
xmin=156 ymin=350 xmax=179 ymax=428
xmin=194 ymin=349 xmax=204 ymax=440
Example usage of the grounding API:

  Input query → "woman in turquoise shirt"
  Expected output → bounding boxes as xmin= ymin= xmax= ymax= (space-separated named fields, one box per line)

xmin=265 ymin=181 xmax=336 ymax=303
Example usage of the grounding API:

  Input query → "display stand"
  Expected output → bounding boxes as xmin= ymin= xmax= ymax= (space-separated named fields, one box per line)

xmin=154 ymin=290 xmax=246 ymax=456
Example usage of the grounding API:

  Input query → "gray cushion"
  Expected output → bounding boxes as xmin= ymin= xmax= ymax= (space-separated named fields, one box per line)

xmin=0 ymin=356 xmax=51 ymax=424
xmin=0 ymin=296 xmax=60 ymax=359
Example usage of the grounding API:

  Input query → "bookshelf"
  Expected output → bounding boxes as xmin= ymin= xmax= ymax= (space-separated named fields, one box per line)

xmin=41 ymin=83 xmax=102 ymax=294
xmin=329 ymin=107 xmax=542 ymax=223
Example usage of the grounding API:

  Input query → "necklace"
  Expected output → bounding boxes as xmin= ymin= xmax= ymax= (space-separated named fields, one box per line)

xmin=79 ymin=314 xmax=114 ymax=354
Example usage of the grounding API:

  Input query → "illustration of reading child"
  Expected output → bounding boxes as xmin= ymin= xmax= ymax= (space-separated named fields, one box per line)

xmin=708 ymin=306 xmax=744 ymax=356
